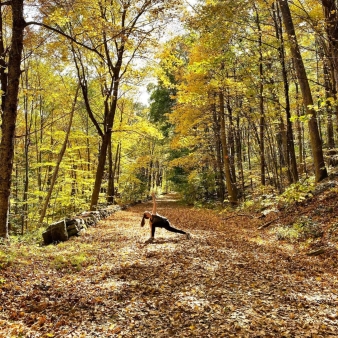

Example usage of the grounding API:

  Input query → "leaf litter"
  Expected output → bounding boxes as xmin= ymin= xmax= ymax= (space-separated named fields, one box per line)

xmin=0 ymin=193 xmax=337 ymax=337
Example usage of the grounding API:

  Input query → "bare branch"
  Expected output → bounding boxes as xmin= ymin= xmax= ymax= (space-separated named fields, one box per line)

xmin=0 ymin=1 xmax=12 ymax=6
xmin=25 ymin=21 xmax=105 ymax=59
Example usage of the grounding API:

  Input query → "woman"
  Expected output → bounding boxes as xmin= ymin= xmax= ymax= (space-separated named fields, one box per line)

xmin=141 ymin=192 xmax=191 ymax=243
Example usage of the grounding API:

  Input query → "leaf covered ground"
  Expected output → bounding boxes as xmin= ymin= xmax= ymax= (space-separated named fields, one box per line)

xmin=0 ymin=193 xmax=338 ymax=337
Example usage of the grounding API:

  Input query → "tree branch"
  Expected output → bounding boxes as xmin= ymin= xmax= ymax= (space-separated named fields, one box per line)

xmin=25 ymin=21 xmax=105 ymax=59
xmin=0 ymin=1 xmax=12 ymax=6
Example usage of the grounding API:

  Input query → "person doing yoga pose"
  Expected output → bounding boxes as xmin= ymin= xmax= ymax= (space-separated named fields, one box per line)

xmin=141 ymin=192 xmax=191 ymax=243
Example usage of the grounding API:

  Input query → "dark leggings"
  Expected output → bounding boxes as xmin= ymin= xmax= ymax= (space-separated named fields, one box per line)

xmin=151 ymin=220 xmax=186 ymax=238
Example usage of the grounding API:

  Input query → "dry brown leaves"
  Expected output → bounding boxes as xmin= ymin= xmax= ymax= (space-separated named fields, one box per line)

xmin=0 ymin=194 xmax=337 ymax=337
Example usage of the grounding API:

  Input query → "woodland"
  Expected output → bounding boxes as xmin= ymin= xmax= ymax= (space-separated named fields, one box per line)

xmin=1 ymin=0 xmax=338 ymax=336
xmin=1 ymin=0 xmax=338 ymax=236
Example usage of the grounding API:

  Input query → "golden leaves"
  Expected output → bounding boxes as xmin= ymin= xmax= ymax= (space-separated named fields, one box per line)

xmin=1 ymin=194 xmax=338 ymax=336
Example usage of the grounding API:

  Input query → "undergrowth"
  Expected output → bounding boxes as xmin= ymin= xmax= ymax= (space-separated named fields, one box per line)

xmin=272 ymin=216 xmax=323 ymax=243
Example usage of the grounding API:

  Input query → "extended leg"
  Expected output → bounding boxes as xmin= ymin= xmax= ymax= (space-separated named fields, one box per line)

xmin=163 ymin=222 xmax=186 ymax=235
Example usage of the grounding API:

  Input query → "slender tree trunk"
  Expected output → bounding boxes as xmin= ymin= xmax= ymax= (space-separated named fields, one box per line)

xmin=116 ymin=142 xmax=121 ymax=184
xmin=322 ymin=0 xmax=338 ymax=94
xmin=107 ymin=142 xmax=114 ymax=204
xmin=0 ymin=0 xmax=25 ymax=238
xmin=323 ymin=59 xmax=335 ymax=148
xmin=36 ymin=94 xmax=43 ymax=195
xmin=278 ymin=0 xmax=328 ymax=182
xmin=219 ymin=91 xmax=237 ymax=204
xmin=38 ymin=86 xmax=79 ymax=224
xmin=273 ymin=2 xmax=298 ymax=182
xmin=107 ymin=142 xmax=120 ymax=204
xmin=294 ymin=82 xmax=305 ymax=174
xmin=22 ymin=74 xmax=31 ymax=234
xmin=148 ymin=158 xmax=153 ymax=192
xmin=226 ymin=95 xmax=237 ymax=184
xmin=266 ymin=122 xmax=282 ymax=192
xmin=211 ymin=100 xmax=225 ymax=202
xmin=247 ymin=126 xmax=253 ymax=191
xmin=255 ymin=8 xmax=266 ymax=185
xmin=235 ymin=115 xmax=245 ymax=198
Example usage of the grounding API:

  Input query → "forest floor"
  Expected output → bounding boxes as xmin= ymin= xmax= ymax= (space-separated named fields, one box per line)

xmin=1 ymin=190 xmax=338 ymax=337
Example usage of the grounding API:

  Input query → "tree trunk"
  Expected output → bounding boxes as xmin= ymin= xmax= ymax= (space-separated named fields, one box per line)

xmin=0 ymin=9 xmax=7 ymax=115
xmin=0 ymin=0 xmax=25 ymax=238
xmin=22 ymin=71 xmax=30 ymax=234
xmin=278 ymin=0 xmax=328 ymax=182
xmin=107 ymin=142 xmax=120 ymax=204
xmin=255 ymin=8 xmax=266 ymax=185
xmin=322 ymin=0 xmax=338 ymax=94
xmin=107 ymin=142 xmax=114 ymax=204
xmin=219 ymin=91 xmax=238 ymax=204
xmin=38 ymin=85 xmax=79 ymax=224
xmin=273 ymin=2 xmax=298 ymax=183
xmin=90 ymin=130 xmax=111 ymax=210
xmin=226 ymin=94 xmax=237 ymax=184
xmin=323 ymin=58 xmax=335 ymax=148
xmin=235 ymin=115 xmax=245 ymax=198
xmin=211 ymin=100 xmax=225 ymax=202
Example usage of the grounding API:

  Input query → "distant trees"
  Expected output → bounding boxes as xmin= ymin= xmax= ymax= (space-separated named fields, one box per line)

xmin=31 ymin=0 xmax=184 ymax=210
xmin=153 ymin=0 xmax=334 ymax=204
xmin=278 ymin=0 xmax=327 ymax=182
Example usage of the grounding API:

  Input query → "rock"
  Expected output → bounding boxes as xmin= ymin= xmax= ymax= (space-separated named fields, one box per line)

xmin=42 ymin=220 xmax=68 ymax=245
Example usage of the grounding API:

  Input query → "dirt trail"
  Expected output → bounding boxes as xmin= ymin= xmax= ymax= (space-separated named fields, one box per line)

xmin=1 ymin=194 xmax=337 ymax=337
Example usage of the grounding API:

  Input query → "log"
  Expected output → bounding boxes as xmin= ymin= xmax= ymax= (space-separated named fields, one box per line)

xmin=258 ymin=218 xmax=279 ymax=230
xmin=222 ymin=214 xmax=254 ymax=221
xmin=306 ymin=247 xmax=327 ymax=256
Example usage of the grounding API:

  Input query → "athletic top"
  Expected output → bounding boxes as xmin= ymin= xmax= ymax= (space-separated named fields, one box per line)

xmin=150 ymin=214 xmax=169 ymax=226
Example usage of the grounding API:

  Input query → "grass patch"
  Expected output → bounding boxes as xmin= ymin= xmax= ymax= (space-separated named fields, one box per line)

xmin=0 ymin=242 xmax=34 ymax=269
xmin=52 ymin=252 xmax=90 ymax=271
xmin=0 ymin=236 xmax=96 ymax=272
xmin=272 ymin=216 xmax=323 ymax=243
xmin=49 ymin=243 xmax=96 ymax=271
xmin=0 ymin=249 xmax=16 ymax=269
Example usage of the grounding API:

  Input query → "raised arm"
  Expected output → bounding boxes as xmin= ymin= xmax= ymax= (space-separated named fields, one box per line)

xmin=151 ymin=192 xmax=157 ymax=214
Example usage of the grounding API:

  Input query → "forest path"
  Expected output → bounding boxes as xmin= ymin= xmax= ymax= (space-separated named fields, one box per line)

xmin=1 ymin=193 xmax=337 ymax=337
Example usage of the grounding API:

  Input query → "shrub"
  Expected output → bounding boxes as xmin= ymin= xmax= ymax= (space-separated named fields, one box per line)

xmin=278 ymin=178 xmax=315 ymax=205
xmin=274 ymin=216 xmax=323 ymax=242
xmin=0 ymin=249 xmax=16 ymax=269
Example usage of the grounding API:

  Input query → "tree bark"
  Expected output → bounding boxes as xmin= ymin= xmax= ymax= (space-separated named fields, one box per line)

xmin=278 ymin=0 xmax=328 ymax=182
xmin=0 ymin=0 xmax=25 ymax=238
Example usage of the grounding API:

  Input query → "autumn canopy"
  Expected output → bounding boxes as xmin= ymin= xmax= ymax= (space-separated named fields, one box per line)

xmin=0 ymin=0 xmax=337 ymax=238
